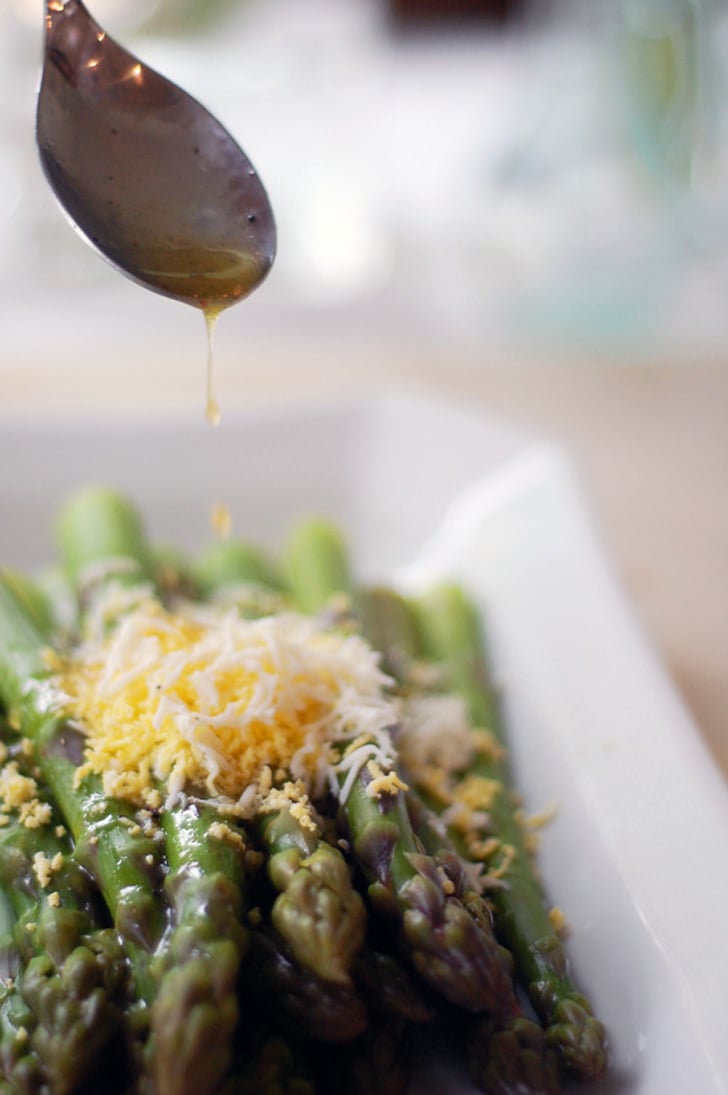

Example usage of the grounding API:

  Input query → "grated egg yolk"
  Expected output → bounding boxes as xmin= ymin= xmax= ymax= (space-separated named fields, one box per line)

xmin=55 ymin=595 xmax=398 ymax=816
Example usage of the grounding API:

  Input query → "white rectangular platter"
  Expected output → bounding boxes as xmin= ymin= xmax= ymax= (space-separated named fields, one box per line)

xmin=1 ymin=392 xmax=727 ymax=1094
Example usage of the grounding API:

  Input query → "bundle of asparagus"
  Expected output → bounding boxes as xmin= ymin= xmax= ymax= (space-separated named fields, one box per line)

xmin=0 ymin=488 xmax=607 ymax=1093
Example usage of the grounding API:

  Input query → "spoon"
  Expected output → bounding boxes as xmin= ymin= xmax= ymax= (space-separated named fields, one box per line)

xmin=37 ymin=0 xmax=276 ymax=313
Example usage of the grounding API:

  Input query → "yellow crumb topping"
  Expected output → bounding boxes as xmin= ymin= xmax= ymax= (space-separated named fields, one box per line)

xmin=467 ymin=835 xmax=501 ymax=862
xmin=21 ymin=803 xmax=48 ymax=827
xmin=208 ymin=821 xmax=247 ymax=851
xmin=54 ymin=596 xmax=398 ymax=817
xmin=470 ymin=728 xmax=507 ymax=762
xmin=453 ymin=774 xmax=503 ymax=812
xmin=417 ymin=765 xmax=452 ymax=806
xmin=32 ymin=851 xmax=64 ymax=889
xmin=524 ymin=802 xmax=559 ymax=831
xmin=0 ymin=763 xmax=39 ymax=810
xmin=364 ymin=759 xmax=408 ymax=799
xmin=549 ymin=906 xmax=569 ymax=936
xmin=436 ymin=866 xmax=456 ymax=896
xmin=47 ymin=892 xmax=61 ymax=908
xmin=489 ymin=842 xmax=517 ymax=880
xmin=32 ymin=852 xmax=53 ymax=889
xmin=259 ymin=779 xmax=319 ymax=833
xmin=0 ymin=762 xmax=52 ymax=830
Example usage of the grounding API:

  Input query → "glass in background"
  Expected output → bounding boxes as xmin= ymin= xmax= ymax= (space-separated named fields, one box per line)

xmin=620 ymin=0 xmax=701 ymax=190
xmin=436 ymin=0 xmax=728 ymax=359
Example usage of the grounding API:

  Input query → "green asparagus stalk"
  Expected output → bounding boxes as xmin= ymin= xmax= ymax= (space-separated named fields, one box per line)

xmin=469 ymin=1013 xmax=561 ymax=1095
xmin=0 ymin=975 xmax=43 ymax=1095
xmin=0 ymin=536 xmax=169 ymax=1084
xmin=0 ymin=887 xmax=18 ymax=985
xmin=242 ymin=929 xmax=368 ymax=1043
xmin=0 ymin=718 xmax=130 ymax=1095
xmin=55 ymin=486 xmax=155 ymax=600
xmin=150 ymin=803 xmax=248 ymax=1095
xmin=2 ymin=493 xmax=169 ymax=1009
xmin=284 ymin=520 xmax=517 ymax=1016
xmin=257 ymin=804 xmax=366 ymax=987
xmin=0 ymin=816 xmax=130 ymax=1095
xmin=316 ymin=1019 xmax=411 ymax=1095
xmin=414 ymin=584 xmax=607 ymax=1081
xmin=197 ymin=534 xmax=367 ymax=990
xmin=0 ymin=875 xmax=42 ymax=1094
xmin=351 ymin=945 xmax=434 ymax=1025
xmin=0 ymin=582 xmax=167 ymax=1002
xmin=405 ymin=792 xmax=560 ymax=1094
xmin=342 ymin=769 xmax=513 ymax=1014
xmin=153 ymin=545 xmax=202 ymax=603
xmin=354 ymin=587 xmax=420 ymax=686
xmin=195 ymin=540 xmax=283 ymax=600
xmin=0 ymin=569 xmax=55 ymax=638
xmin=284 ymin=521 xmax=352 ymax=619
xmin=195 ymin=540 xmax=286 ymax=620
xmin=56 ymin=489 xmax=258 ymax=1095
xmin=0 ymin=715 xmax=40 ymax=1093
xmin=226 ymin=1030 xmax=317 ymax=1095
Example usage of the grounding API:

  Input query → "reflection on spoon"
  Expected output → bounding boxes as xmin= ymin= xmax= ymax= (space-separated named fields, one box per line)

xmin=37 ymin=0 xmax=276 ymax=420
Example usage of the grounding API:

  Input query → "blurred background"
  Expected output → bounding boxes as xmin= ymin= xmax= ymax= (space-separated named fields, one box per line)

xmin=1 ymin=0 xmax=727 ymax=771
xmin=2 ymin=0 xmax=728 ymax=366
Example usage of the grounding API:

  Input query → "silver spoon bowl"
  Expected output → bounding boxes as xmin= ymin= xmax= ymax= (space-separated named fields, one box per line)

xmin=37 ymin=0 xmax=276 ymax=312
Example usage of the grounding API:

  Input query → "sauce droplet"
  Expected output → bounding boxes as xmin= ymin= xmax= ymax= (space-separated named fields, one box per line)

xmin=204 ymin=306 xmax=222 ymax=426
xmin=210 ymin=501 xmax=232 ymax=540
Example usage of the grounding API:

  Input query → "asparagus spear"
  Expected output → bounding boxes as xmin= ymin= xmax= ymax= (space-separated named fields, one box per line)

xmin=241 ymin=928 xmax=368 ymax=1043
xmin=357 ymin=582 xmax=605 ymax=1081
xmin=57 ymin=489 xmax=257 ymax=1095
xmin=316 ymin=1019 xmax=411 ymax=1095
xmin=55 ymin=486 xmax=155 ymax=600
xmin=0 ymin=569 xmax=55 ymax=638
xmin=150 ymin=803 xmax=248 ymax=1095
xmin=1 ymin=706 xmax=132 ymax=1095
xmin=226 ymin=1030 xmax=317 ymax=1095
xmin=3 ymin=492 xmax=169 ymax=993
xmin=0 ymin=870 xmax=44 ymax=1095
xmin=414 ymin=583 xmax=608 ymax=1081
xmin=0 ymin=975 xmax=43 ymax=1095
xmin=257 ymin=800 xmax=366 ymax=986
xmin=406 ymin=792 xmax=560 ymax=1094
xmin=0 ymin=806 xmax=129 ymax=1095
xmin=0 ymin=584 xmax=167 ymax=999
xmin=0 ymin=715 xmax=39 ymax=1093
xmin=194 ymin=540 xmax=282 ymax=601
xmin=153 ymin=545 xmax=202 ymax=604
xmin=351 ymin=945 xmax=434 ymax=1025
xmin=284 ymin=520 xmax=517 ymax=1016
xmin=0 ymin=887 xmax=18 ymax=986
xmin=196 ymin=534 xmax=367 ymax=990
xmin=0 ymin=537 xmax=170 ymax=1095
